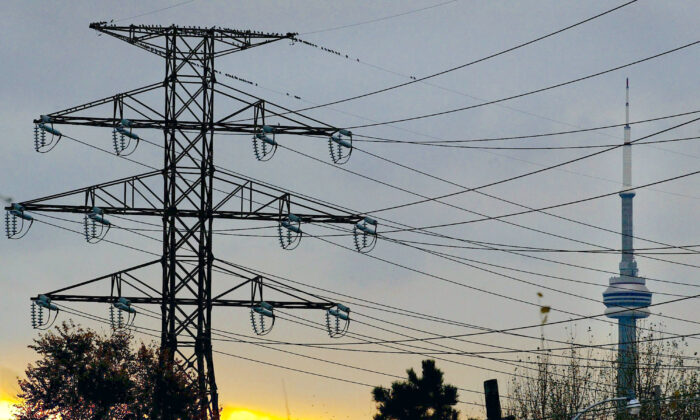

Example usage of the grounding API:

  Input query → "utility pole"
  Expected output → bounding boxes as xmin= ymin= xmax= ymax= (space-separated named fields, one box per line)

xmin=484 ymin=379 xmax=515 ymax=420
xmin=7 ymin=23 xmax=368 ymax=419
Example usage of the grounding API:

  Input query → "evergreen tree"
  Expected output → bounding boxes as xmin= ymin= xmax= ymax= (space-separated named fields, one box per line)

xmin=373 ymin=359 xmax=460 ymax=420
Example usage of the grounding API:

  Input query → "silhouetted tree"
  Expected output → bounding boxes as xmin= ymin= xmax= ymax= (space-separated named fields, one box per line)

xmin=14 ymin=321 xmax=200 ymax=419
xmin=372 ymin=359 xmax=460 ymax=420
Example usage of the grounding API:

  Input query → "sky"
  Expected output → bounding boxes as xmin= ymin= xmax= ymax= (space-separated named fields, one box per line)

xmin=0 ymin=1 xmax=699 ymax=419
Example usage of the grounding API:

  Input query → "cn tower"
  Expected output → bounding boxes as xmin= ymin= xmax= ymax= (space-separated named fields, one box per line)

xmin=602 ymin=79 xmax=652 ymax=399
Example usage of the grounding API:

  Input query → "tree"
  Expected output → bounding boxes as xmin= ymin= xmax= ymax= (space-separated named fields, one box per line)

xmin=372 ymin=359 xmax=460 ymax=420
xmin=14 ymin=321 xmax=200 ymax=419
xmin=506 ymin=323 xmax=700 ymax=420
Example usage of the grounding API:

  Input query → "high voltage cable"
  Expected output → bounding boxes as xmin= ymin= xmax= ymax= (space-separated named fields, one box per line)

xmin=222 ymin=255 xmax=700 ymax=349
xmin=349 ymin=142 xmax=700 ymax=257
xmin=213 ymin=39 xmax=700 ymax=199
xmin=272 ymin=310 xmax=695 ymax=384
xmin=72 ymin=127 xmax=700 ymax=290
xmin=31 ymin=221 xmax=700 ymax=389
xmin=351 ymin=111 xmax=700 ymax=143
xmin=70 ymin=109 xmax=700 ymax=268
xmin=345 ymin=40 xmax=700 ymax=129
xmin=292 ymin=233 xmax=700 ymax=345
xmin=33 ymin=196 xmax=697 ymax=310
xmin=41 ymin=135 xmax=700 ymax=344
xmin=107 ymin=210 xmax=700 ymax=256
xmin=365 ymin=115 xmax=700 ymax=214
xmin=305 ymin=224 xmax=700 ymax=332
xmin=54 ymin=132 xmax=696 ymax=302
xmin=29 ymin=214 xmax=700 ymax=362
xmin=271 ymin=310 xmax=614 ymax=394
xmin=218 ymin=70 xmax=700 ymax=200
xmin=58 ymin=303 xmax=487 ymax=407
xmin=374 ymin=232 xmax=700 ymax=326
xmin=213 ymin=259 xmax=700 ymax=362
xmin=300 ymin=0 xmax=460 ymax=35
xmin=135 ymin=291 xmax=695 ymax=395
xmin=286 ymin=1 xmax=638 ymax=114
xmin=109 ymin=0 xmax=196 ymax=23
xmin=57 ymin=305 xmax=489 ymax=408
xmin=275 ymin=142 xmax=700 ymax=274
xmin=218 ymin=83 xmax=697 ymax=257
xmin=134 ymin=303 xmax=548 ymax=402
xmin=130 ymin=297 xmax=615 ymax=395
xmin=351 ymin=135 xmax=700 ymax=150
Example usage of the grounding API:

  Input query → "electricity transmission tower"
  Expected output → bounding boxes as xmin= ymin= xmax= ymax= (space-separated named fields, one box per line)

xmin=7 ymin=23 xmax=369 ymax=419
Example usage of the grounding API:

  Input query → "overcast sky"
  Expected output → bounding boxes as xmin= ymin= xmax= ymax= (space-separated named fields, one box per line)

xmin=1 ymin=1 xmax=699 ymax=419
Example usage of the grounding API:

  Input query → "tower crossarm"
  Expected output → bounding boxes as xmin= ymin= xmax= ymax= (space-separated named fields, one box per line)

xmin=89 ymin=22 xmax=295 ymax=59
xmin=31 ymin=260 xmax=336 ymax=322
xmin=34 ymin=115 xmax=338 ymax=136
xmin=7 ymin=170 xmax=362 ymax=223
xmin=33 ymin=84 xmax=341 ymax=136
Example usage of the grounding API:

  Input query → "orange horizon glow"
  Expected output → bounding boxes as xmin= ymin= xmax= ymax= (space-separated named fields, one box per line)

xmin=221 ymin=406 xmax=288 ymax=420
xmin=0 ymin=397 xmax=19 ymax=420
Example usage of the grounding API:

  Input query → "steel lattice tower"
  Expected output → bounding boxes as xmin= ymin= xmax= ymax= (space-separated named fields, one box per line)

xmin=7 ymin=23 xmax=367 ymax=419
xmin=602 ymin=79 xmax=652 ymax=403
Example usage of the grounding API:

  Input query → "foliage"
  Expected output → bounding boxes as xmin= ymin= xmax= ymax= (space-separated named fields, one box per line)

xmin=14 ymin=321 xmax=200 ymax=419
xmin=506 ymin=323 xmax=700 ymax=420
xmin=372 ymin=359 xmax=460 ymax=420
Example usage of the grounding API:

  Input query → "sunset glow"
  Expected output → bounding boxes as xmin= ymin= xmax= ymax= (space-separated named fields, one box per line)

xmin=222 ymin=407 xmax=286 ymax=420
xmin=0 ymin=399 xmax=17 ymax=420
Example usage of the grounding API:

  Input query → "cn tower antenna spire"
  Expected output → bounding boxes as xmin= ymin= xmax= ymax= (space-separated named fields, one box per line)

xmin=623 ymin=78 xmax=632 ymax=188
xmin=626 ymin=77 xmax=630 ymax=128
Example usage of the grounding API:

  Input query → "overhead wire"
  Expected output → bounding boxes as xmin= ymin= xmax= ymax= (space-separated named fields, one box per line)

xmin=27 ymin=212 xmax=700 ymax=363
xmin=350 ymin=135 xmax=700 ymax=150
xmin=286 ymin=1 xmax=639 ymax=114
xmin=299 ymin=0 xmax=460 ymax=35
xmin=52 ymin=132 xmax=700 ymax=327
xmin=352 ymin=112 xmax=700 ymax=143
xmin=214 ymin=84 xmax=700 ymax=264
xmin=363 ymin=115 xmax=700 ymax=214
xmin=274 ymin=142 xmax=700 ymax=275
xmin=31 ymin=120 xmax=700 ymax=360
xmin=213 ymin=258 xmax=700 ymax=361
xmin=344 ymin=40 xmax=700 ymax=129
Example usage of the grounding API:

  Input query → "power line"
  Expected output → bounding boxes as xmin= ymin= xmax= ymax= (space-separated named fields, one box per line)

xmin=109 ymin=0 xmax=196 ymax=23
xmin=34 ymin=212 xmax=700 ymax=373
xmin=274 ymin=139 xmax=700 ymax=275
xmin=352 ymin=135 xmax=700 ymax=150
xmin=347 ymin=143 xmax=700 ymax=261
xmin=59 ymin=303 xmax=487 ymax=408
xmin=64 ymin=130 xmax=700 ymax=273
xmin=212 ymin=259 xmax=700 ymax=362
xmin=365 ymin=115 xmax=700 ymax=216
xmin=351 ymin=111 xmax=700 ymax=144
xmin=288 ymin=1 xmax=639 ymax=113
xmin=299 ymin=232 xmax=700 ymax=344
xmin=30 ymin=213 xmax=700 ymax=362
xmin=300 ymin=0 xmax=460 ymax=35
xmin=69 ymin=79 xmax=698 ymax=271
xmin=36 ymin=134 xmax=700 ymax=348
xmin=346 ymin=40 xmax=700 ymax=128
